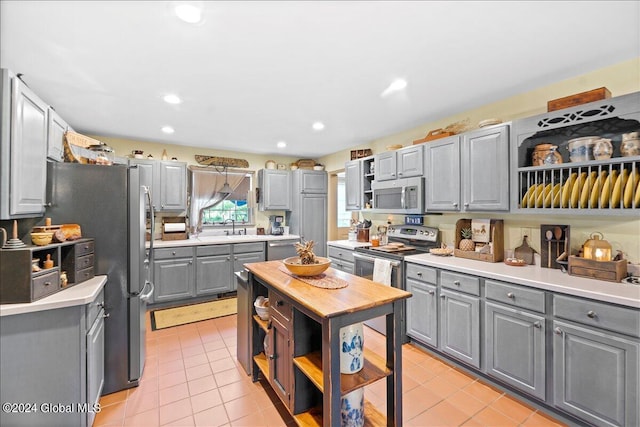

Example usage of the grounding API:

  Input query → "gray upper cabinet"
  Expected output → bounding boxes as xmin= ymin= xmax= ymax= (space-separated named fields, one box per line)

xmin=425 ymin=136 xmax=461 ymax=211
xmin=129 ymin=159 xmax=186 ymax=211
xmin=425 ymin=125 xmax=509 ymax=212
xmin=159 ymin=160 xmax=187 ymax=211
xmin=344 ymin=159 xmax=362 ymax=211
xmin=0 ymin=69 xmax=49 ymax=219
xmin=258 ymin=169 xmax=291 ymax=211
xmin=47 ymin=108 xmax=67 ymax=162
xmin=374 ymin=145 xmax=424 ymax=182
xmin=289 ymin=170 xmax=327 ymax=257
xmin=462 ymin=124 xmax=510 ymax=211
xmin=295 ymin=169 xmax=327 ymax=194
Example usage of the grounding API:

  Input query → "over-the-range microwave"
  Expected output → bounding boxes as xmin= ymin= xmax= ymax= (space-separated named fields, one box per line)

xmin=370 ymin=177 xmax=424 ymax=214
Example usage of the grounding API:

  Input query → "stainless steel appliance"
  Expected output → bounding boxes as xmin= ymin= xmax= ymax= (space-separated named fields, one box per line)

xmin=46 ymin=162 xmax=154 ymax=394
xmin=266 ymin=238 xmax=299 ymax=260
xmin=353 ymin=224 xmax=439 ymax=342
xmin=371 ymin=177 xmax=424 ymax=214
xmin=268 ymin=215 xmax=284 ymax=235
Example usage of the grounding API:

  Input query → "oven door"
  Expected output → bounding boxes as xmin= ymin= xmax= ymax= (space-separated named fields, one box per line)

xmin=352 ymin=252 xmax=404 ymax=338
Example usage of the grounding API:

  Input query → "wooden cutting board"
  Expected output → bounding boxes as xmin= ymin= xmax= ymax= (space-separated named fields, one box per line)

xmin=370 ymin=245 xmax=416 ymax=253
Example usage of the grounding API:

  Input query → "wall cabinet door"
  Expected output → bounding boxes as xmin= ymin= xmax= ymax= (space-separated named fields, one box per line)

xmin=268 ymin=314 xmax=291 ymax=408
xmin=439 ymin=289 xmax=480 ymax=368
xmin=397 ymin=145 xmax=423 ymax=178
xmin=153 ymin=257 xmax=195 ymax=302
xmin=553 ymin=320 xmax=639 ymax=427
xmin=130 ymin=159 xmax=159 ymax=210
xmin=425 ymin=136 xmax=461 ymax=211
xmin=159 ymin=161 xmax=187 ymax=211
xmin=1 ymin=70 xmax=49 ymax=219
xmin=296 ymin=170 xmax=327 ymax=194
xmin=375 ymin=151 xmax=397 ymax=181
xmin=485 ymin=302 xmax=546 ymax=400
xmin=344 ymin=159 xmax=362 ymax=211
xmin=258 ymin=169 xmax=291 ymax=210
xmin=406 ymin=279 xmax=438 ymax=348
xmin=461 ymin=125 xmax=510 ymax=211
xmin=47 ymin=108 xmax=67 ymax=162
xmin=196 ymin=254 xmax=233 ymax=296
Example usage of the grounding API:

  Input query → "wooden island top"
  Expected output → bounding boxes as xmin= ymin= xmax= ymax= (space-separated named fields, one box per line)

xmin=244 ymin=260 xmax=411 ymax=320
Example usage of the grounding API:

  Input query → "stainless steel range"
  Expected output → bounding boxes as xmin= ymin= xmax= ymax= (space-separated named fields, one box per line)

xmin=353 ymin=224 xmax=439 ymax=342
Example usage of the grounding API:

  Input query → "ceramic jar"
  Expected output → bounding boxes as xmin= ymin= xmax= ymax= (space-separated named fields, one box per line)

xmin=532 ymin=143 xmax=554 ymax=166
xmin=621 ymin=132 xmax=640 ymax=157
xmin=341 ymin=388 xmax=364 ymax=427
xmin=567 ymin=136 xmax=598 ymax=162
xmin=542 ymin=146 xmax=562 ymax=164
xmin=593 ymin=138 xmax=613 ymax=160
xmin=340 ymin=322 xmax=364 ymax=374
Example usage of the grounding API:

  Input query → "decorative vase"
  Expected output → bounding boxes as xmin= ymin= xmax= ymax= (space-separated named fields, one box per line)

xmin=340 ymin=322 xmax=364 ymax=374
xmin=593 ymin=138 xmax=613 ymax=160
xmin=341 ymin=388 xmax=364 ymax=427
xmin=621 ymin=133 xmax=640 ymax=157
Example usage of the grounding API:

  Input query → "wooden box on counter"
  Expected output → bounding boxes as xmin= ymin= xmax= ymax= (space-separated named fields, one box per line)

xmin=568 ymin=256 xmax=627 ymax=283
xmin=454 ymin=219 xmax=504 ymax=263
xmin=0 ymin=238 xmax=95 ymax=304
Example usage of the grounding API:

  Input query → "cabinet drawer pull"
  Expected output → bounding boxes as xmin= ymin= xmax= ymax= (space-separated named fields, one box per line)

xmin=533 ymin=321 xmax=542 ymax=329
xmin=587 ymin=310 xmax=597 ymax=318
xmin=276 ymin=300 xmax=284 ymax=307
xmin=44 ymin=281 xmax=51 ymax=286
xmin=453 ymin=280 xmax=460 ymax=286
xmin=554 ymin=327 xmax=563 ymax=335
xmin=507 ymin=292 xmax=515 ymax=299
xmin=172 ymin=251 xmax=176 ymax=255
xmin=417 ymin=272 xmax=422 ymax=277
xmin=427 ymin=290 xmax=435 ymax=295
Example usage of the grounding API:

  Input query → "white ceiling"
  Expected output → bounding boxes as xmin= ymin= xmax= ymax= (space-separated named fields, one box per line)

xmin=1 ymin=1 xmax=638 ymax=158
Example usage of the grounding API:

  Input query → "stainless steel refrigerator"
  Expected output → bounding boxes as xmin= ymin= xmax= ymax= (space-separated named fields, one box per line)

xmin=46 ymin=161 xmax=154 ymax=395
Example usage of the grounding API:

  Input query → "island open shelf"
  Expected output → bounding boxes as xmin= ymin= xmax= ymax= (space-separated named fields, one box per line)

xmin=242 ymin=260 xmax=411 ymax=427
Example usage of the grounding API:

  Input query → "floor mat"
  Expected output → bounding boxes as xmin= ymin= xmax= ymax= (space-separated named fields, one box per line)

xmin=150 ymin=297 xmax=237 ymax=330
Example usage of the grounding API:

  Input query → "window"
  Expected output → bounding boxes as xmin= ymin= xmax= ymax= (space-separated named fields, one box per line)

xmin=336 ymin=173 xmax=352 ymax=227
xmin=201 ymin=173 xmax=253 ymax=226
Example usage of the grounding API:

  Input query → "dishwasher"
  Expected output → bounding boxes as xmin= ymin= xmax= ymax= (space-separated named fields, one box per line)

xmin=235 ymin=270 xmax=251 ymax=375
xmin=266 ymin=238 xmax=300 ymax=260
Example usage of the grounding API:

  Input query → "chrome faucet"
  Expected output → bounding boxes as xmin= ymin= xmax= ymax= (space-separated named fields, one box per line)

xmin=224 ymin=219 xmax=236 ymax=235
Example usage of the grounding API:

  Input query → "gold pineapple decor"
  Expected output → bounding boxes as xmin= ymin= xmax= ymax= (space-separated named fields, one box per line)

xmin=459 ymin=227 xmax=475 ymax=251
xmin=295 ymin=240 xmax=317 ymax=264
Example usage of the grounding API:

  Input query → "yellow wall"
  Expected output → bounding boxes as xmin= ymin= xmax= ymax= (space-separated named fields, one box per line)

xmin=318 ymin=57 xmax=640 ymax=264
xmin=92 ymin=57 xmax=640 ymax=263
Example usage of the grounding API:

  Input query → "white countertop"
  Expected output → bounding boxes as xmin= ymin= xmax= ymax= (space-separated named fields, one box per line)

xmin=150 ymin=234 xmax=301 ymax=248
xmin=327 ymin=240 xmax=372 ymax=250
xmin=0 ymin=275 xmax=107 ymax=317
xmin=404 ymin=254 xmax=640 ymax=308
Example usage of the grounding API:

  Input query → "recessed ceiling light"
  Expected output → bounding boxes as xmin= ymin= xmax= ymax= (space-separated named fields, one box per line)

xmin=277 ymin=141 xmax=287 ymax=149
xmin=381 ymin=78 xmax=408 ymax=98
xmin=161 ymin=126 xmax=175 ymax=134
xmin=312 ymin=121 xmax=325 ymax=131
xmin=174 ymin=3 xmax=202 ymax=24
xmin=163 ymin=94 xmax=182 ymax=104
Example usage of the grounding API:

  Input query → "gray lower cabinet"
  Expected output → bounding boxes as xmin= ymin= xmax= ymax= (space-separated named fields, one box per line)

xmin=232 ymin=242 xmax=265 ymax=291
xmin=153 ymin=247 xmax=195 ymax=303
xmin=0 ymin=287 xmax=105 ymax=427
xmin=0 ymin=68 xmax=49 ymax=219
xmin=196 ymin=245 xmax=233 ymax=296
xmin=553 ymin=295 xmax=639 ymax=427
xmin=485 ymin=302 xmax=546 ymax=400
xmin=439 ymin=288 xmax=480 ymax=368
xmin=405 ymin=263 xmax=438 ymax=348
xmin=327 ymin=246 xmax=354 ymax=273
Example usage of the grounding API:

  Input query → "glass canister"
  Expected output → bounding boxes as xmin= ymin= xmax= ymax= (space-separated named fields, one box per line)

xmin=583 ymin=232 xmax=612 ymax=261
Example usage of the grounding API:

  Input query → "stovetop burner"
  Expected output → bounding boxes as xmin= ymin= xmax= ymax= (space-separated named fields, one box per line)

xmin=622 ymin=276 xmax=640 ymax=285
xmin=354 ymin=224 xmax=439 ymax=260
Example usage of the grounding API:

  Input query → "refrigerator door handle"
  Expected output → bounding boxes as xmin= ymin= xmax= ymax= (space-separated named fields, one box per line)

xmin=139 ymin=280 xmax=155 ymax=301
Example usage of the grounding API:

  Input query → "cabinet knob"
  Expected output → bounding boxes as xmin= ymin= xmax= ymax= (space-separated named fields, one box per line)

xmin=427 ymin=290 xmax=435 ymax=295
xmin=417 ymin=272 xmax=422 ymax=277
xmin=587 ymin=310 xmax=597 ymax=318
xmin=103 ymin=313 xmax=111 ymax=319
xmin=268 ymin=354 xmax=275 ymax=360
xmin=533 ymin=321 xmax=542 ymax=329
xmin=188 ymin=260 xmax=192 ymax=264
xmin=44 ymin=281 xmax=51 ymax=286
xmin=453 ymin=280 xmax=460 ymax=286
xmin=453 ymin=203 xmax=458 ymax=207
xmin=507 ymin=292 xmax=514 ymax=299
xmin=554 ymin=327 xmax=563 ymax=335
xmin=398 ymin=172 xmax=403 ymax=176
xmin=276 ymin=300 xmax=284 ymax=307
xmin=172 ymin=251 xmax=176 ymax=255
xmin=440 ymin=295 xmax=446 ymax=299
xmin=227 ymin=257 xmax=230 ymax=261
xmin=464 ymin=203 xmax=469 ymax=207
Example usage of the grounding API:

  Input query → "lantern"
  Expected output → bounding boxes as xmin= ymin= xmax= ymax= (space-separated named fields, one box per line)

xmin=583 ymin=232 xmax=612 ymax=261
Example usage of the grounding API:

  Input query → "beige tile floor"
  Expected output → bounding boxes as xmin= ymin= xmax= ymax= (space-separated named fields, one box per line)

xmin=95 ymin=313 xmax=566 ymax=426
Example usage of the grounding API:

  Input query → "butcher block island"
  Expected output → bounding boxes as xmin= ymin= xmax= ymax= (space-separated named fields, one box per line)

xmin=242 ymin=260 xmax=411 ymax=427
